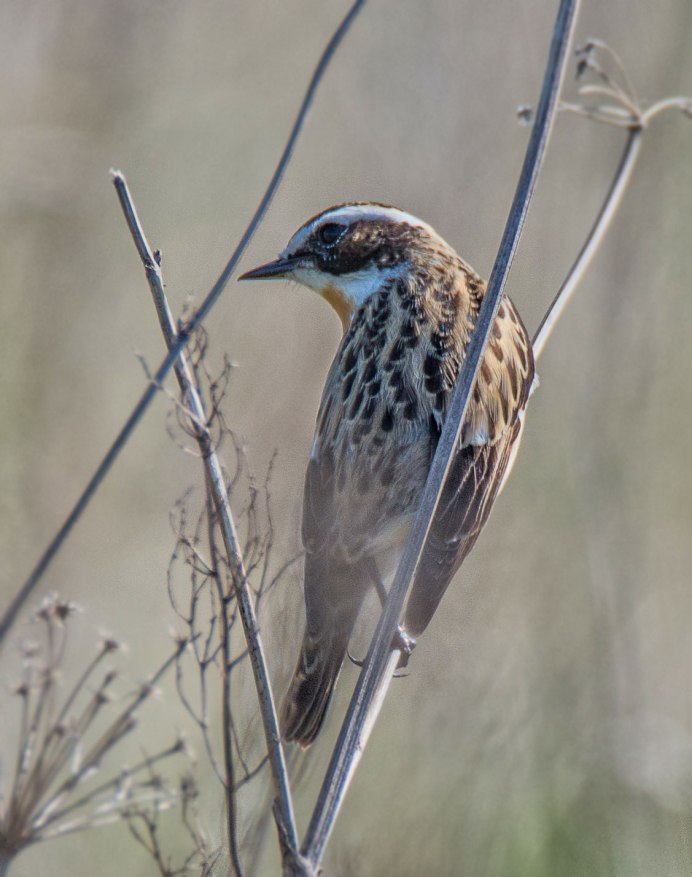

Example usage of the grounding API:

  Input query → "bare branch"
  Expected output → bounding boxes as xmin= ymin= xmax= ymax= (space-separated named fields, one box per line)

xmin=534 ymin=47 xmax=692 ymax=360
xmin=125 ymin=771 xmax=217 ymax=877
xmin=0 ymin=0 xmax=367 ymax=648
xmin=111 ymin=172 xmax=299 ymax=867
xmin=204 ymin=483 xmax=244 ymax=877
xmin=298 ymin=0 xmax=582 ymax=871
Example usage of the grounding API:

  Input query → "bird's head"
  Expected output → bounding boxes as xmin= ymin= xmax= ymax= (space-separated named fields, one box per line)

xmin=239 ymin=203 xmax=456 ymax=329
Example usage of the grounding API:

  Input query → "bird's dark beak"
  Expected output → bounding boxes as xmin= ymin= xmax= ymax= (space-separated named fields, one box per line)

xmin=238 ymin=256 xmax=302 ymax=281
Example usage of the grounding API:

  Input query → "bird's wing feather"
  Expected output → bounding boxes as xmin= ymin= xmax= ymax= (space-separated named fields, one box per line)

xmin=403 ymin=419 xmax=521 ymax=638
xmin=404 ymin=295 xmax=535 ymax=637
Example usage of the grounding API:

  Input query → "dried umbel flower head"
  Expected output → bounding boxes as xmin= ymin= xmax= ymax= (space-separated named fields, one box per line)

xmin=0 ymin=596 xmax=188 ymax=874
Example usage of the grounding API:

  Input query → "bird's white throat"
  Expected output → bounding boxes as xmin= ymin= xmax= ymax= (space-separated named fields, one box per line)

xmin=292 ymin=264 xmax=405 ymax=329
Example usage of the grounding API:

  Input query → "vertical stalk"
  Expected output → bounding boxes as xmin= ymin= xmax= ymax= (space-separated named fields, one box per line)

xmin=299 ymin=0 xmax=582 ymax=870
xmin=112 ymin=172 xmax=300 ymax=864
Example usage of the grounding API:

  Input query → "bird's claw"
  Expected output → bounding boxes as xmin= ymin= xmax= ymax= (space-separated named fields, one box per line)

xmin=346 ymin=647 xmax=364 ymax=668
xmin=393 ymin=625 xmax=416 ymax=668
xmin=347 ymin=628 xmax=415 ymax=672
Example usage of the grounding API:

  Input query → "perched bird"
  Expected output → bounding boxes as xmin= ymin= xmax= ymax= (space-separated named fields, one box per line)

xmin=240 ymin=204 xmax=535 ymax=747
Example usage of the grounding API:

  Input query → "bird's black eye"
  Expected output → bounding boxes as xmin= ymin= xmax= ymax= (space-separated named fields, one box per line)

xmin=317 ymin=223 xmax=345 ymax=246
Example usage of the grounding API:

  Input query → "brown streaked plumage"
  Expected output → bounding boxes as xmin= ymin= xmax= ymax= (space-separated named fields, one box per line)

xmin=240 ymin=203 xmax=536 ymax=747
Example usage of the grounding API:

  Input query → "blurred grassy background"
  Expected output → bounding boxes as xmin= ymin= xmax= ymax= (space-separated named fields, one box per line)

xmin=1 ymin=0 xmax=692 ymax=874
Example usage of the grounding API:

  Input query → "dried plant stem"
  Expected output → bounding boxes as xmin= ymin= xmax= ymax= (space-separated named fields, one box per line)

xmin=35 ymin=745 xmax=180 ymax=834
xmin=33 ymin=643 xmax=184 ymax=836
xmin=533 ymin=127 xmax=641 ymax=360
xmin=111 ymin=172 xmax=299 ymax=870
xmin=0 ymin=0 xmax=366 ymax=648
xmin=298 ymin=0 xmax=581 ymax=871
xmin=534 ymin=95 xmax=691 ymax=360
xmin=1 ymin=599 xmax=187 ymax=874
xmin=205 ymin=482 xmax=244 ymax=877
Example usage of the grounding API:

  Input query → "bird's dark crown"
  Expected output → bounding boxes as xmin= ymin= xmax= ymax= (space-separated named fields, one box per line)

xmin=283 ymin=202 xmax=449 ymax=277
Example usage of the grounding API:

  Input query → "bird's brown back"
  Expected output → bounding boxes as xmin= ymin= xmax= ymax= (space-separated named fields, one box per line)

xmin=303 ymin=254 xmax=535 ymax=582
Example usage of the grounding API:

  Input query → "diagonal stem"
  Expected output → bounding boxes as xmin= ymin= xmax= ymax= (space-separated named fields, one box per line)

xmin=533 ymin=126 xmax=642 ymax=360
xmin=298 ymin=0 xmax=581 ymax=870
xmin=0 ymin=0 xmax=367 ymax=648
xmin=534 ymin=93 xmax=691 ymax=360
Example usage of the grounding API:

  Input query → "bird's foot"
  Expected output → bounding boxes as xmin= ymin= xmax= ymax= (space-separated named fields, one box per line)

xmin=393 ymin=625 xmax=416 ymax=669
xmin=346 ymin=647 xmax=365 ymax=668
xmin=347 ymin=628 xmax=415 ymax=673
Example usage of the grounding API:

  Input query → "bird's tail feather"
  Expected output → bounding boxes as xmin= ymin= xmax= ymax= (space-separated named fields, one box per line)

xmin=280 ymin=627 xmax=348 ymax=748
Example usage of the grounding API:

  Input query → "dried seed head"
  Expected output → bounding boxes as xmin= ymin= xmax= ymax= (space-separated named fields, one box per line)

xmin=138 ymin=769 xmax=165 ymax=793
xmin=95 ymin=688 xmax=113 ymax=707
xmin=138 ymin=682 xmax=162 ymax=701
xmin=21 ymin=640 xmax=40 ymax=660
xmin=576 ymin=58 xmax=590 ymax=80
xmin=99 ymin=636 xmax=120 ymax=654
xmin=170 ymin=628 xmax=188 ymax=650
xmin=180 ymin=773 xmax=199 ymax=800
xmin=575 ymin=38 xmax=597 ymax=58
xmin=36 ymin=594 xmax=80 ymax=623
xmin=54 ymin=600 xmax=78 ymax=622
xmin=173 ymin=734 xmax=194 ymax=761
xmin=517 ymin=105 xmax=534 ymax=126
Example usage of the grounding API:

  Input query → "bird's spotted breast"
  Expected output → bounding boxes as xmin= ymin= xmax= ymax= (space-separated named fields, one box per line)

xmin=314 ymin=268 xmax=534 ymax=558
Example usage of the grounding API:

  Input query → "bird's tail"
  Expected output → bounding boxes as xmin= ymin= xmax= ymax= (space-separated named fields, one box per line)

xmin=280 ymin=626 xmax=348 ymax=748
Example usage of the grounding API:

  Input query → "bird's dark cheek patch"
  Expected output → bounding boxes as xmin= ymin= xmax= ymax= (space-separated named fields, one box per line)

xmin=316 ymin=249 xmax=372 ymax=276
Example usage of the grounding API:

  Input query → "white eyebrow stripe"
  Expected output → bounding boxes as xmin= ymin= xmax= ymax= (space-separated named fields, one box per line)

xmin=282 ymin=204 xmax=437 ymax=257
xmin=315 ymin=204 xmax=431 ymax=229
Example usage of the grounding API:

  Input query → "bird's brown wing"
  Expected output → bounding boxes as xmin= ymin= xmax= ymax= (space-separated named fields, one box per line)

xmin=301 ymin=293 xmax=534 ymax=647
xmin=404 ymin=295 xmax=535 ymax=638
xmin=403 ymin=418 xmax=522 ymax=638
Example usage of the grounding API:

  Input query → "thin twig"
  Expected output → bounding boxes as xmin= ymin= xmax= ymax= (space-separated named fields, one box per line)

xmin=1 ymin=599 xmax=187 ymax=865
xmin=0 ymin=0 xmax=367 ymax=647
xmin=533 ymin=127 xmax=642 ymax=360
xmin=534 ymin=77 xmax=692 ymax=360
xmin=111 ymin=172 xmax=300 ymax=868
xmin=34 ymin=743 xmax=183 ymax=833
xmin=204 ymin=480 xmax=244 ymax=877
xmin=298 ymin=0 xmax=581 ymax=871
